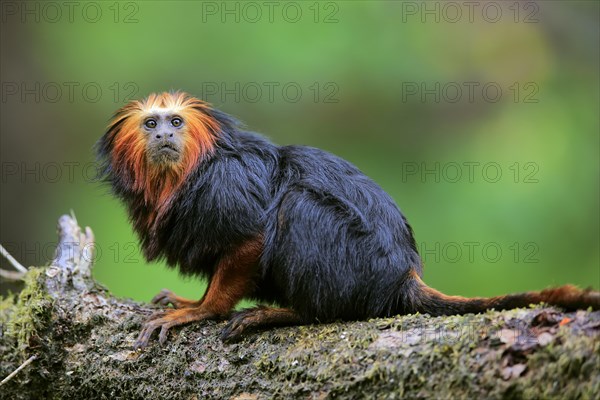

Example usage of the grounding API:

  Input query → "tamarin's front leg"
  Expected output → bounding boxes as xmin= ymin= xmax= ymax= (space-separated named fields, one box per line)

xmin=134 ymin=237 xmax=262 ymax=349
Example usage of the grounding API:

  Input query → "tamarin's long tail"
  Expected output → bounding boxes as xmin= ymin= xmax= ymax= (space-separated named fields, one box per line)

xmin=407 ymin=272 xmax=600 ymax=316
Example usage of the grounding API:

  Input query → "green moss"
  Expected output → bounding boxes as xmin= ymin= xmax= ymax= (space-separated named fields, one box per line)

xmin=5 ymin=268 xmax=54 ymax=357
xmin=0 ymin=292 xmax=16 ymax=326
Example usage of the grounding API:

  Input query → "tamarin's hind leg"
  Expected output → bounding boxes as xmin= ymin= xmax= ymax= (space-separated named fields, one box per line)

xmin=221 ymin=306 xmax=305 ymax=342
xmin=151 ymin=288 xmax=200 ymax=309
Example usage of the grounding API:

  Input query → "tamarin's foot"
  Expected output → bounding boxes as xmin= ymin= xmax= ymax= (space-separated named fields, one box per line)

xmin=134 ymin=307 xmax=218 ymax=349
xmin=221 ymin=306 xmax=304 ymax=342
xmin=151 ymin=288 xmax=199 ymax=309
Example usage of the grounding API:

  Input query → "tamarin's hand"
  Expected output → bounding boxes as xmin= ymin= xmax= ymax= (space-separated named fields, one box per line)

xmin=96 ymin=91 xmax=600 ymax=349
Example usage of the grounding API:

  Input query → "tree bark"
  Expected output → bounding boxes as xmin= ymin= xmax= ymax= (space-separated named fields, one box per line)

xmin=0 ymin=215 xmax=598 ymax=399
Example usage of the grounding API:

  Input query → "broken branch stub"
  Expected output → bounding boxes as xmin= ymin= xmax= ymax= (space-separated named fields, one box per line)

xmin=44 ymin=214 xmax=95 ymax=297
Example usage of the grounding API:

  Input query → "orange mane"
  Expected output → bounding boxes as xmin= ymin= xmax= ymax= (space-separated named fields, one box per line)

xmin=106 ymin=91 xmax=220 ymax=226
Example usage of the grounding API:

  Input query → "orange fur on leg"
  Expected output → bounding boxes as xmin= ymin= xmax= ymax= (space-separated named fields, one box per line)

xmin=134 ymin=235 xmax=263 ymax=348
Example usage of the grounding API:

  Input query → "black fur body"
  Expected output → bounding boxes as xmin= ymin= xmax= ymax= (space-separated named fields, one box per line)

xmin=99 ymin=110 xmax=424 ymax=322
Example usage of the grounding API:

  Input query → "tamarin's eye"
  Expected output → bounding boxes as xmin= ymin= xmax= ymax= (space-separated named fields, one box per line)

xmin=145 ymin=119 xmax=157 ymax=129
xmin=171 ymin=117 xmax=183 ymax=127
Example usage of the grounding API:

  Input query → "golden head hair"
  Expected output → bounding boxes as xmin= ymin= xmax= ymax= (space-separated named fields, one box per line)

xmin=104 ymin=91 xmax=220 ymax=219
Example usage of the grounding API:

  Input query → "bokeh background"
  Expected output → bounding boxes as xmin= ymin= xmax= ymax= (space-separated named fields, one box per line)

xmin=1 ymin=1 xmax=598 ymax=304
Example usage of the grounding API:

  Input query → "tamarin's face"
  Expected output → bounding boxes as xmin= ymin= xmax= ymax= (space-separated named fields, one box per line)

xmin=98 ymin=92 xmax=220 ymax=203
xmin=141 ymin=110 xmax=186 ymax=166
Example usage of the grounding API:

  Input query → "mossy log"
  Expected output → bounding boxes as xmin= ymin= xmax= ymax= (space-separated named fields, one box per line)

xmin=0 ymin=215 xmax=598 ymax=399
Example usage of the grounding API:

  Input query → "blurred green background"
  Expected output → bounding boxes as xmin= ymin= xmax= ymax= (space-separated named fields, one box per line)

xmin=1 ymin=1 xmax=598 ymax=303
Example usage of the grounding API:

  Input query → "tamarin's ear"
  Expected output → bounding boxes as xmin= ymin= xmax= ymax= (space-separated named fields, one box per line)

xmin=177 ymin=103 xmax=220 ymax=160
xmin=95 ymin=100 xmax=137 ymax=180
xmin=97 ymin=98 xmax=143 ymax=159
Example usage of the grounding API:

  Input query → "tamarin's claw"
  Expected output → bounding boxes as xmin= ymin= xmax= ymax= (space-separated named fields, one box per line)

xmin=221 ymin=307 xmax=304 ymax=343
xmin=151 ymin=289 xmax=175 ymax=306
xmin=220 ymin=310 xmax=252 ymax=342
xmin=134 ymin=310 xmax=180 ymax=349
xmin=150 ymin=288 xmax=198 ymax=309
xmin=134 ymin=308 xmax=215 ymax=349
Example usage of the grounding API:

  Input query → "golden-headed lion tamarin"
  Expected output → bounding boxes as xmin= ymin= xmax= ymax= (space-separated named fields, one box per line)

xmin=96 ymin=91 xmax=599 ymax=349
